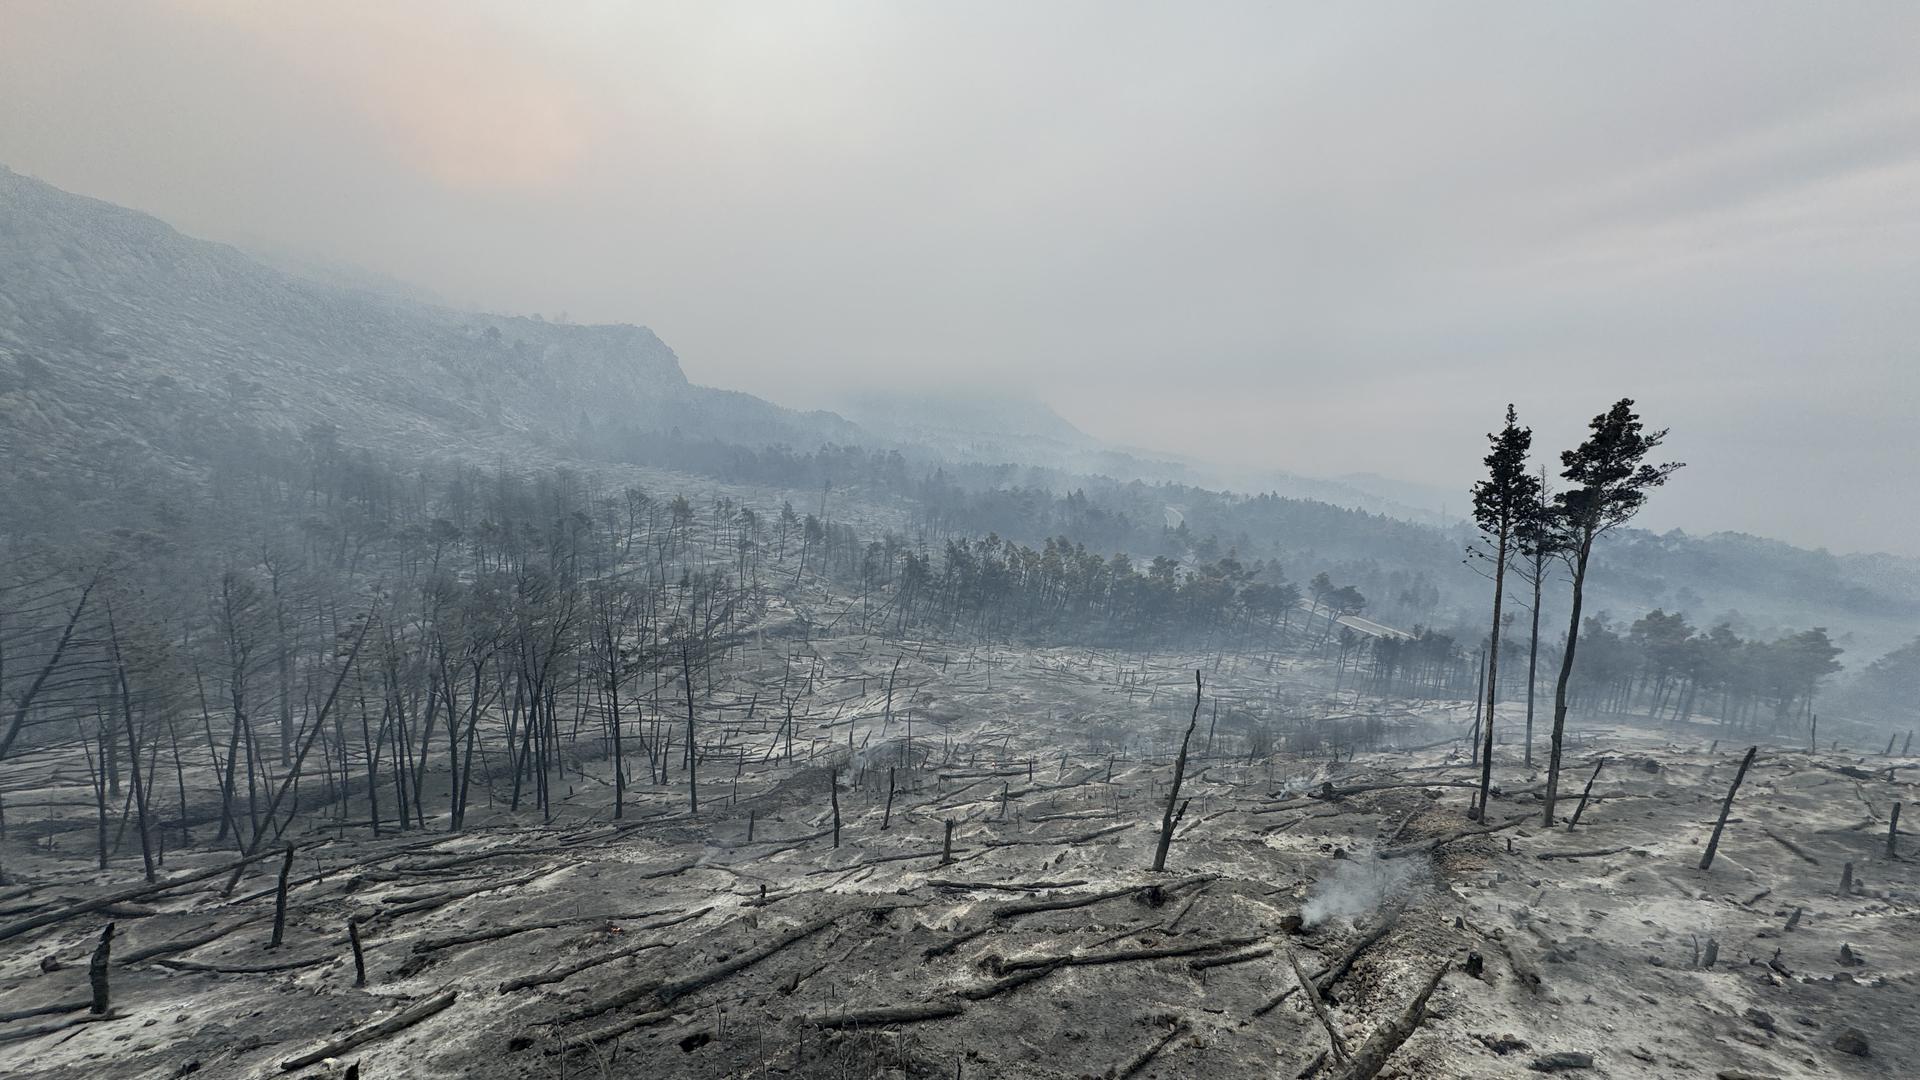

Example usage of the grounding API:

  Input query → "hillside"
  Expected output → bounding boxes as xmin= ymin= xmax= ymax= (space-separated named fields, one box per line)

xmin=0 ymin=165 xmax=855 ymax=483
xmin=4 ymin=165 xmax=1916 ymax=669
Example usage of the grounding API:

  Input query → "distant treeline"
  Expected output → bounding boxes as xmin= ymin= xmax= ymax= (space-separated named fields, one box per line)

xmin=594 ymin=421 xmax=1920 ymax=637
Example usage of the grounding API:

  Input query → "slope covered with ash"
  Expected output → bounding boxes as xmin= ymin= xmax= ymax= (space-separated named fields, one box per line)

xmin=0 ymin=165 xmax=854 ymax=482
xmin=2 ymin=638 xmax=1911 ymax=1080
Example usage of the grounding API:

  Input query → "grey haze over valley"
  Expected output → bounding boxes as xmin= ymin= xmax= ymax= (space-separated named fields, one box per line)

xmin=2 ymin=7 xmax=1917 ymax=1080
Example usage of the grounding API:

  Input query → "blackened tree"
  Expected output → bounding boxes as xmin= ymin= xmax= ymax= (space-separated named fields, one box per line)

xmin=1542 ymin=400 xmax=1682 ymax=824
xmin=1468 ymin=405 xmax=1539 ymax=818
xmin=1510 ymin=467 xmax=1560 ymax=766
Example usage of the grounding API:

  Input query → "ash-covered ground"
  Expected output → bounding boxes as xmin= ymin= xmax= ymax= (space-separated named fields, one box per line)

xmin=1 ymin=631 xmax=1911 ymax=1080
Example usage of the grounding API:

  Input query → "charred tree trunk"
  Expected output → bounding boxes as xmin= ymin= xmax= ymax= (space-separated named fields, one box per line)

xmin=1152 ymin=671 xmax=1202 ymax=873
xmin=682 ymin=646 xmax=699 ymax=816
xmin=1543 ymin=546 xmax=1592 ymax=825
xmin=269 ymin=843 xmax=295 ymax=948
xmin=88 ymin=923 xmax=114 ymax=1014
xmin=1699 ymin=745 xmax=1757 ymax=871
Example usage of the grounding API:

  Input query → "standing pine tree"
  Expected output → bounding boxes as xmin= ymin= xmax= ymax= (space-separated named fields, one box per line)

xmin=1542 ymin=400 xmax=1682 ymax=824
xmin=1510 ymin=466 xmax=1560 ymax=768
xmin=1469 ymin=405 xmax=1539 ymax=820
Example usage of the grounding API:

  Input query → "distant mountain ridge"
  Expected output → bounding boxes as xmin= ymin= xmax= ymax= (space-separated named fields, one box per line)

xmin=0 ymin=164 xmax=855 ymax=478
xmin=839 ymin=390 xmax=1097 ymax=457
xmin=0 ymin=165 xmax=1525 ymax=530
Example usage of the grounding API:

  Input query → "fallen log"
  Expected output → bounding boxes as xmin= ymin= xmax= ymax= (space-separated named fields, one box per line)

xmin=1324 ymin=962 xmax=1450 ymax=1080
xmin=961 ymin=960 xmax=1066 ymax=1000
xmin=370 ymin=871 xmax=542 ymax=923
xmin=1117 ymin=1018 xmax=1191 ymax=1079
xmin=412 ymin=907 xmax=679 ymax=954
xmin=119 ymin=916 xmax=264 ymax=964
xmin=549 ymin=903 xmax=914 ymax=1022
xmin=807 ymin=846 xmax=974 ymax=873
xmin=656 ymin=908 xmax=886 ymax=1004
xmin=637 ymin=860 xmax=701 ymax=880
xmin=1311 ymin=780 xmax=1479 ymax=799
xmin=922 ymin=924 xmax=992 ymax=960
xmin=279 ymin=989 xmax=457 ymax=1071
xmin=991 ymin=885 xmax=1138 ymax=919
xmin=1249 ymin=799 xmax=1321 ymax=816
xmin=924 ymin=878 xmax=1088 ymax=892
xmin=980 ymin=820 xmax=1136 ymax=849
xmin=1315 ymin=904 xmax=1404 ymax=1001
xmin=231 ymin=833 xmax=466 ymax=901
xmin=992 ymin=935 xmax=1260 ymax=976
xmin=1026 ymin=810 xmax=1119 ymax=824
xmin=1383 ymin=809 xmax=1419 ymax=844
xmin=554 ymin=1007 xmax=674 ymax=1049
xmin=156 ymin=954 xmax=332 ymax=975
xmin=1379 ymin=814 xmax=1529 ymax=860
xmin=52 ymin=900 xmax=158 ymax=918
xmin=1289 ymin=946 xmax=1350 ymax=1060
xmin=778 ymin=936 xmax=848 ymax=997
xmin=385 ymin=820 xmax=669 ymax=874
xmin=1536 ymin=847 xmax=1628 ymax=862
xmin=0 ymin=1009 xmax=124 ymax=1044
xmin=745 ymin=829 xmax=836 ymax=858
xmin=1763 ymin=830 xmax=1820 ymax=866
xmin=0 ymin=1000 xmax=86 ymax=1023
xmin=504 ymin=941 xmax=667 ymax=994
xmin=497 ymin=908 xmax=709 ymax=992
xmin=1189 ymin=945 xmax=1273 ymax=970
xmin=1264 ymin=810 xmax=1348 ymax=835
xmin=806 ymin=1002 xmax=965 ymax=1027
xmin=1164 ymin=884 xmax=1209 ymax=931
xmin=0 ymin=849 xmax=287 ymax=943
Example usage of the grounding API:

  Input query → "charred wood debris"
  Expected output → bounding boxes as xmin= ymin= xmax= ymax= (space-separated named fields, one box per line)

xmin=0 ymin=638 xmax=1911 ymax=1079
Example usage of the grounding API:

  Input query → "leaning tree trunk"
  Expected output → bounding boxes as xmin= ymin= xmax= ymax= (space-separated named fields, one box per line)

xmin=1542 ymin=544 xmax=1592 ymax=825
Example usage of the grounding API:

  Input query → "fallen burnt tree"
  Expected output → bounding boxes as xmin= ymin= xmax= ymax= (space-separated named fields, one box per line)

xmin=279 ymin=989 xmax=458 ymax=1071
xmin=538 ymin=899 xmax=922 ymax=1038
xmin=804 ymin=1001 xmax=966 ymax=1028
xmin=1323 ymin=961 xmax=1452 ymax=1080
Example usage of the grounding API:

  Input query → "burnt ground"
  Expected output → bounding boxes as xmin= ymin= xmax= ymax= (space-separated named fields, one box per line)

xmin=0 ymin=642 xmax=1913 ymax=1080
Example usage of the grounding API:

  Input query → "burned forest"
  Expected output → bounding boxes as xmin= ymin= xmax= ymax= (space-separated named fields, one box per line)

xmin=4 ymin=8 xmax=1919 ymax=1079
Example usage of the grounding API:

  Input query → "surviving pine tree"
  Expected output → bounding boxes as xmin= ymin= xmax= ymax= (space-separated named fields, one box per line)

xmin=1541 ymin=399 xmax=1684 ymax=824
xmin=1469 ymin=405 xmax=1540 ymax=820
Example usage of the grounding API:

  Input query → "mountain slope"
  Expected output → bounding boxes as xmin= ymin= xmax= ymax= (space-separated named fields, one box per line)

xmin=0 ymin=165 xmax=853 ymax=479
xmin=838 ymin=391 xmax=1097 ymax=458
xmin=5 ymin=166 xmax=1916 ymax=665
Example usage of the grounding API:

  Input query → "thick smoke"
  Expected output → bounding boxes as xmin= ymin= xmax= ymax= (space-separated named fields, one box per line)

xmin=1300 ymin=855 xmax=1421 ymax=927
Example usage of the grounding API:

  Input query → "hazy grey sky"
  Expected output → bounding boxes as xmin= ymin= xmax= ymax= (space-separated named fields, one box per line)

xmin=4 ymin=2 xmax=1916 ymax=554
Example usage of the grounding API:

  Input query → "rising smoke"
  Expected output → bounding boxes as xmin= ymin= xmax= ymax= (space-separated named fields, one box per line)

xmin=1300 ymin=854 xmax=1422 ymax=927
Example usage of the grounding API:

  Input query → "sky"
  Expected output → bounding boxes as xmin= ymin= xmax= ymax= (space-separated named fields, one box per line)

xmin=3 ymin=1 xmax=1916 ymax=554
